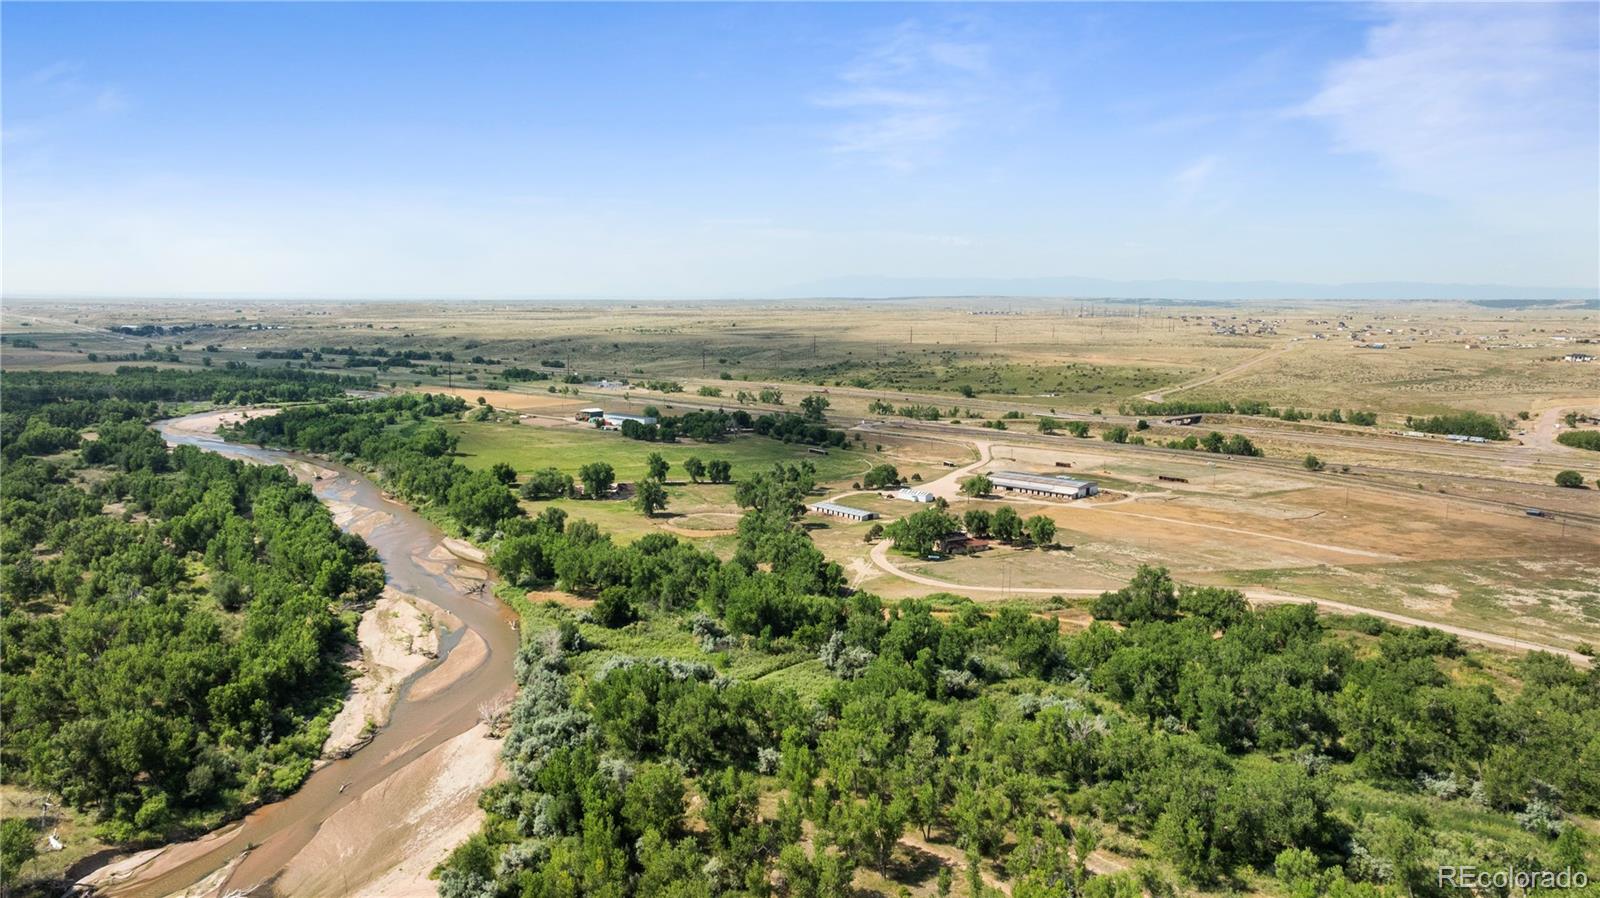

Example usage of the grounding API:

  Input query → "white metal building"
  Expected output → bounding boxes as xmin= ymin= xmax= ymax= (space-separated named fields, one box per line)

xmin=891 ymin=488 xmax=936 ymax=503
xmin=601 ymin=412 xmax=658 ymax=429
xmin=990 ymin=470 xmax=1099 ymax=500
xmin=809 ymin=501 xmax=878 ymax=521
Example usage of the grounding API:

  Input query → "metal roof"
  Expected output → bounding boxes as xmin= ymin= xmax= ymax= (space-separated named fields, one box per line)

xmin=990 ymin=470 xmax=1097 ymax=491
xmin=810 ymin=501 xmax=874 ymax=517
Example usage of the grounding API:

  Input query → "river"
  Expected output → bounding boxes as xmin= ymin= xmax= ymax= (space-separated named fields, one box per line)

xmin=75 ymin=410 xmax=519 ymax=898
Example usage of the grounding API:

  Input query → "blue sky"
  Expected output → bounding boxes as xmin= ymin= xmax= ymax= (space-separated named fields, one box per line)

xmin=3 ymin=2 xmax=1596 ymax=299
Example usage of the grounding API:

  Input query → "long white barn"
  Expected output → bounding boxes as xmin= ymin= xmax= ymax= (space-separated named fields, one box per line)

xmin=990 ymin=470 xmax=1099 ymax=500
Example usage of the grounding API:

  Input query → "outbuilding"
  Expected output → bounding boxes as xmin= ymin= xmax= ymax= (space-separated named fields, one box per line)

xmin=809 ymin=501 xmax=877 ymax=522
xmin=601 ymin=412 xmax=658 ymax=429
xmin=891 ymin=488 xmax=936 ymax=503
xmin=576 ymin=407 xmax=605 ymax=421
xmin=990 ymin=470 xmax=1100 ymax=500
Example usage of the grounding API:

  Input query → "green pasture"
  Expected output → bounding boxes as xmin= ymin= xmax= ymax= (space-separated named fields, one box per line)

xmin=445 ymin=419 xmax=873 ymax=484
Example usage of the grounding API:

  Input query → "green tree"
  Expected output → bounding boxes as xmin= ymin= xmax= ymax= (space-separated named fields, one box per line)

xmin=579 ymin=461 xmax=616 ymax=499
xmin=887 ymin=507 xmax=961 ymax=556
xmin=448 ymin=469 xmax=521 ymax=529
xmin=801 ymin=395 xmax=831 ymax=421
xmin=647 ymin=452 xmax=670 ymax=481
xmin=1302 ymin=454 xmax=1324 ymax=471
xmin=595 ymin=586 xmax=638 ymax=627
xmin=635 ymin=477 xmax=669 ymax=516
xmin=863 ymin=464 xmax=902 ymax=489
xmin=992 ymin=506 xmax=1023 ymax=543
xmin=707 ymin=459 xmax=732 ymax=483
xmin=520 ymin=467 xmax=574 ymax=500
xmin=0 ymin=818 xmax=38 ymax=885
xmin=683 ymin=456 xmax=707 ymax=483
xmin=1093 ymin=564 xmax=1178 ymax=623
xmin=959 ymin=474 xmax=992 ymax=497
xmin=490 ymin=461 xmax=517 ymax=485
xmin=1555 ymin=469 xmax=1584 ymax=488
xmin=1024 ymin=514 xmax=1056 ymax=547
xmin=963 ymin=508 xmax=992 ymax=537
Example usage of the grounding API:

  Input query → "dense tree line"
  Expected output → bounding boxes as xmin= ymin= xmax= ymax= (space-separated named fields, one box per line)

xmin=1556 ymin=430 xmax=1600 ymax=451
xmin=1161 ymin=431 xmax=1263 ymax=457
xmin=1 ymin=374 xmax=378 ymax=842
xmin=1118 ymin=399 xmax=1380 ymax=426
xmin=0 ymin=367 xmax=364 ymax=464
xmin=443 ymin=530 xmax=1600 ymax=897
xmin=1404 ymin=411 xmax=1508 ymax=441
xmin=752 ymin=412 xmax=848 ymax=448
xmin=219 ymin=393 xmax=536 ymax=534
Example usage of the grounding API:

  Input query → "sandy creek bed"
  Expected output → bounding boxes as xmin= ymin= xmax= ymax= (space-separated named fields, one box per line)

xmin=73 ymin=409 xmax=518 ymax=898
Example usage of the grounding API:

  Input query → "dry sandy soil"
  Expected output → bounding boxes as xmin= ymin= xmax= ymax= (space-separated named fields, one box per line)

xmin=322 ymin=587 xmax=451 ymax=761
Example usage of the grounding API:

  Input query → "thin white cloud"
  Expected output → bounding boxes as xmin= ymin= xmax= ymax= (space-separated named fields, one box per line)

xmin=3 ymin=59 xmax=129 ymax=148
xmin=812 ymin=20 xmax=999 ymax=171
xmin=1173 ymin=154 xmax=1220 ymax=201
xmin=1299 ymin=2 xmax=1598 ymax=210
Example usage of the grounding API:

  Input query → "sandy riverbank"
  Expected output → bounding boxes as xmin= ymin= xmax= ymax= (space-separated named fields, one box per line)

xmin=322 ymin=587 xmax=455 ymax=761
xmin=274 ymin=724 xmax=505 ymax=898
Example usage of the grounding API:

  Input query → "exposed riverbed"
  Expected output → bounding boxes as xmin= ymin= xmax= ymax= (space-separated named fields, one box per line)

xmin=74 ymin=409 xmax=519 ymax=898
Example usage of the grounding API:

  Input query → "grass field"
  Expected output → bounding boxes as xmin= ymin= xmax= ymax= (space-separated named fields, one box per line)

xmin=501 ymin=590 xmax=840 ymax=702
xmin=1208 ymin=556 xmax=1600 ymax=649
xmin=446 ymin=418 xmax=875 ymax=484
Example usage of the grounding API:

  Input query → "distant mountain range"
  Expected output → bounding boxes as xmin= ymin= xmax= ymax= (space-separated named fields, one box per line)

xmin=768 ymin=275 xmax=1598 ymax=302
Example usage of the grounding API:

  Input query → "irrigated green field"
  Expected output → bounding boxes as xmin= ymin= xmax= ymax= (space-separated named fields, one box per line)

xmin=446 ymin=418 xmax=875 ymax=485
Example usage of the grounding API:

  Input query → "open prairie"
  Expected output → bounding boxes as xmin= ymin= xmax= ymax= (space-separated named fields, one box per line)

xmin=10 ymin=298 xmax=1591 ymax=651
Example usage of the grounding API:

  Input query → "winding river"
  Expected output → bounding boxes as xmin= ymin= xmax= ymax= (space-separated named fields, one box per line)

xmin=77 ymin=411 xmax=519 ymax=897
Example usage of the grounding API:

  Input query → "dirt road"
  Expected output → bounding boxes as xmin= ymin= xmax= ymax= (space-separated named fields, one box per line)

xmin=866 ymin=539 xmax=1590 ymax=665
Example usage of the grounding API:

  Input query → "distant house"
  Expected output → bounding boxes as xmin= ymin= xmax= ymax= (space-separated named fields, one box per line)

xmin=990 ymin=471 xmax=1099 ymax=500
xmin=576 ymin=407 xmax=604 ymax=421
xmin=1563 ymin=353 xmax=1595 ymax=363
xmin=935 ymin=532 xmax=992 ymax=555
xmin=891 ymin=488 xmax=936 ymax=503
xmin=809 ymin=501 xmax=876 ymax=522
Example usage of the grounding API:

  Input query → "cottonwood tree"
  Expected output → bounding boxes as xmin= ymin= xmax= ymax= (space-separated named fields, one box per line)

xmin=578 ymin=461 xmax=616 ymax=498
xmin=635 ymin=477 xmax=669 ymax=516
xmin=647 ymin=452 xmax=670 ymax=481
xmin=960 ymin=474 xmax=992 ymax=497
